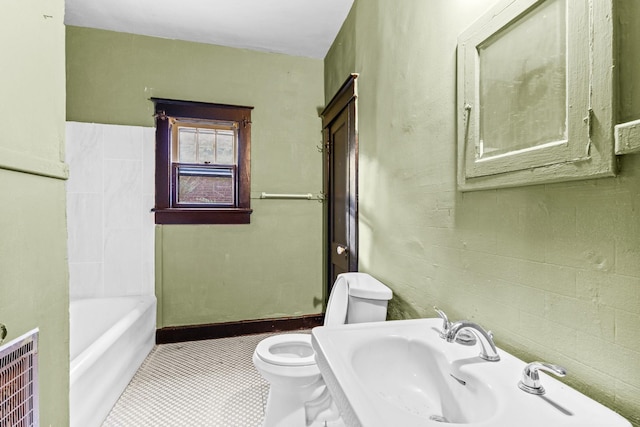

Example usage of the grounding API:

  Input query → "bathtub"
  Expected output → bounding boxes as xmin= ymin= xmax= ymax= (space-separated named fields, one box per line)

xmin=70 ymin=295 xmax=156 ymax=427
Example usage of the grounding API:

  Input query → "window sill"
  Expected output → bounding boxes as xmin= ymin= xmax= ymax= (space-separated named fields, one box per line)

xmin=154 ymin=208 xmax=252 ymax=225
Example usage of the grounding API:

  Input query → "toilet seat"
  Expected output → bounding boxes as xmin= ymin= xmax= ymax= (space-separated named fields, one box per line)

xmin=255 ymin=334 xmax=316 ymax=367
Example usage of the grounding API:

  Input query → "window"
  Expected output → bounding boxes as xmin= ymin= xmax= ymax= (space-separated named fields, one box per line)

xmin=457 ymin=0 xmax=615 ymax=191
xmin=152 ymin=98 xmax=253 ymax=224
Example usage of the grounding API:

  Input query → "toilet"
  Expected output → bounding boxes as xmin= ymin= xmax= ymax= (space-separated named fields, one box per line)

xmin=252 ymin=272 xmax=393 ymax=427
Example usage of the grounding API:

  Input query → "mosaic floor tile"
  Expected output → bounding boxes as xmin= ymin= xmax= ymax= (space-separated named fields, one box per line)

xmin=102 ymin=331 xmax=299 ymax=427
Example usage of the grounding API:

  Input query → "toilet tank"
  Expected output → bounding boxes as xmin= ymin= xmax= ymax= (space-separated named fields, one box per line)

xmin=345 ymin=275 xmax=393 ymax=324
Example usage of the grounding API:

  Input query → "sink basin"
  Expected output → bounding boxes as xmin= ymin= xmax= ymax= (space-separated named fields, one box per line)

xmin=351 ymin=335 xmax=496 ymax=424
xmin=312 ymin=318 xmax=631 ymax=427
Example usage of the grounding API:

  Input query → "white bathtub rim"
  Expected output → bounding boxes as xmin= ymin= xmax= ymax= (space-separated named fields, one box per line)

xmin=70 ymin=295 xmax=156 ymax=386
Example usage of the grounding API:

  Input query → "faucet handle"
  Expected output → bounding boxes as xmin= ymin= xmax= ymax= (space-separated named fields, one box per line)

xmin=518 ymin=361 xmax=567 ymax=395
xmin=433 ymin=307 xmax=450 ymax=338
xmin=433 ymin=307 xmax=477 ymax=345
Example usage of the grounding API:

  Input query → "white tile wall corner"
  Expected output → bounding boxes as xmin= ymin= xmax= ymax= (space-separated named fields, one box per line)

xmin=66 ymin=122 xmax=155 ymax=300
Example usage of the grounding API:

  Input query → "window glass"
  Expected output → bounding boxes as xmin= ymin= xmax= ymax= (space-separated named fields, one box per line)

xmin=478 ymin=0 xmax=567 ymax=159
xmin=176 ymin=125 xmax=237 ymax=164
xmin=172 ymin=123 xmax=239 ymax=206
xmin=178 ymin=128 xmax=197 ymax=163
xmin=216 ymin=130 xmax=235 ymax=165
xmin=198 ymin=129 xmax=216 ymax=164
xmin=176 ymin=166 xmax=234 ymax=205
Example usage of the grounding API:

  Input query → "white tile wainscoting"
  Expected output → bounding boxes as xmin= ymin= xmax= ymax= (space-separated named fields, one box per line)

xmin=66 ymin=122 xmax=155 ymax=299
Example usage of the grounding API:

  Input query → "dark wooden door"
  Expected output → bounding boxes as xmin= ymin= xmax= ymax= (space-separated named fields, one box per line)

xmin=322 ymin=75 xmax=358 ymax=296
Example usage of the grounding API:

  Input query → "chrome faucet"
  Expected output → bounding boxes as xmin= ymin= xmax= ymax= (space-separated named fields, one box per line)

xmin=433 ymin=306 xmax=451 ymax=339
xmin=444 ymin=321 xmax=500 ymax=362
xmin=434 ymin=307 xmax=476 ymax=346
xmin=518 ymin=361 xmax=567 ymax=395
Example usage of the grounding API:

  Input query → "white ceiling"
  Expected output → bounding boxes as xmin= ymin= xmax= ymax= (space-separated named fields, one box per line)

xmin=64 ymin=0 xmax=354 ymax=59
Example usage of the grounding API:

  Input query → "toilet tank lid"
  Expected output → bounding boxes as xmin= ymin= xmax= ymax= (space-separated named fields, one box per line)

xmin=343 ymin=273 xmax=393 ymax=300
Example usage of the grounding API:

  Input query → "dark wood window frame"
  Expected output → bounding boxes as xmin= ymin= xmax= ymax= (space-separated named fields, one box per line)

xmin=152 ymin=98 xmax=253 ymax=224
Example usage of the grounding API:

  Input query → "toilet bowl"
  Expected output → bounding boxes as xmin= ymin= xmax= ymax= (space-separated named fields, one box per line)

xmin=253 ymin=273 xmax=393 ymax=427
xmin=252 ymin=334 xmax=332 ymax=427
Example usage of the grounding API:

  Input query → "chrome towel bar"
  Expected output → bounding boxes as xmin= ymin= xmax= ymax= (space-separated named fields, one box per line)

xmin=256 ymin=192 xmax=319 ymax=200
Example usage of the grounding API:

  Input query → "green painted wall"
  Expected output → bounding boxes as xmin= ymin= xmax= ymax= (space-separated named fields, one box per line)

xmin=1 ymin=1 xmax=69 ymax=425
xmin=325 ymin=0 xmax=640 ymax=425
xmin=66 ymin=27 xmax=325 ymax=327
xmin=324 ymin=5 xmax=357 ymax=103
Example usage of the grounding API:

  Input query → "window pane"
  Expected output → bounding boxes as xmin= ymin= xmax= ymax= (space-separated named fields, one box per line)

xmin=178 ymin=128 xmax=197 ymax=163
xmin=177 ymin=166 xmax=234 ymax=205
xmin=478 ymin=0 xmax=567 ymax=158
xmin=216 ymin=130 xmax=235 ymax=165
xmin=198 ymin=129 xmax=215 ymax=164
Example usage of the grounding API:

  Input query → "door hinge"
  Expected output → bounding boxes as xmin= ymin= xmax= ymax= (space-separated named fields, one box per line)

xmin=325 ymin=138 xmax=332 ymax=154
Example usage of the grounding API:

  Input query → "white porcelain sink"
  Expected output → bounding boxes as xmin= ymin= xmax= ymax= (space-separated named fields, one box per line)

xmin=351 ymin=334 xmax=497 ymax=424
xmin=311 ymin=318 xmax=631 ymax=427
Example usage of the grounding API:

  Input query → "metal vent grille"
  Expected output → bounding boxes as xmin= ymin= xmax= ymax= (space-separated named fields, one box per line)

xmin=0 ymin=329 xmax=39 ymax=427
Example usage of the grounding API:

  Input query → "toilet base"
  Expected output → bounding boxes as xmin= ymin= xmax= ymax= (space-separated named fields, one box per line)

xmin=260 ymin=375 xmax=344 ymax=427
xmin=304 ymin=385 xmax=345 ymax=427
xmin=253 ymin=335 xmax=344 ymax=427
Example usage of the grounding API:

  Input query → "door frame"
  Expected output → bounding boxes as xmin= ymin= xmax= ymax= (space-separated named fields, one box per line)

xmin=321 ymin=74 xmax=359 ymax=299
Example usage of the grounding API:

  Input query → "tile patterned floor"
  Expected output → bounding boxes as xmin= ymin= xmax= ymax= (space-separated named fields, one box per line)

xmin=103 ymin=331 xmax=298 ymax=427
